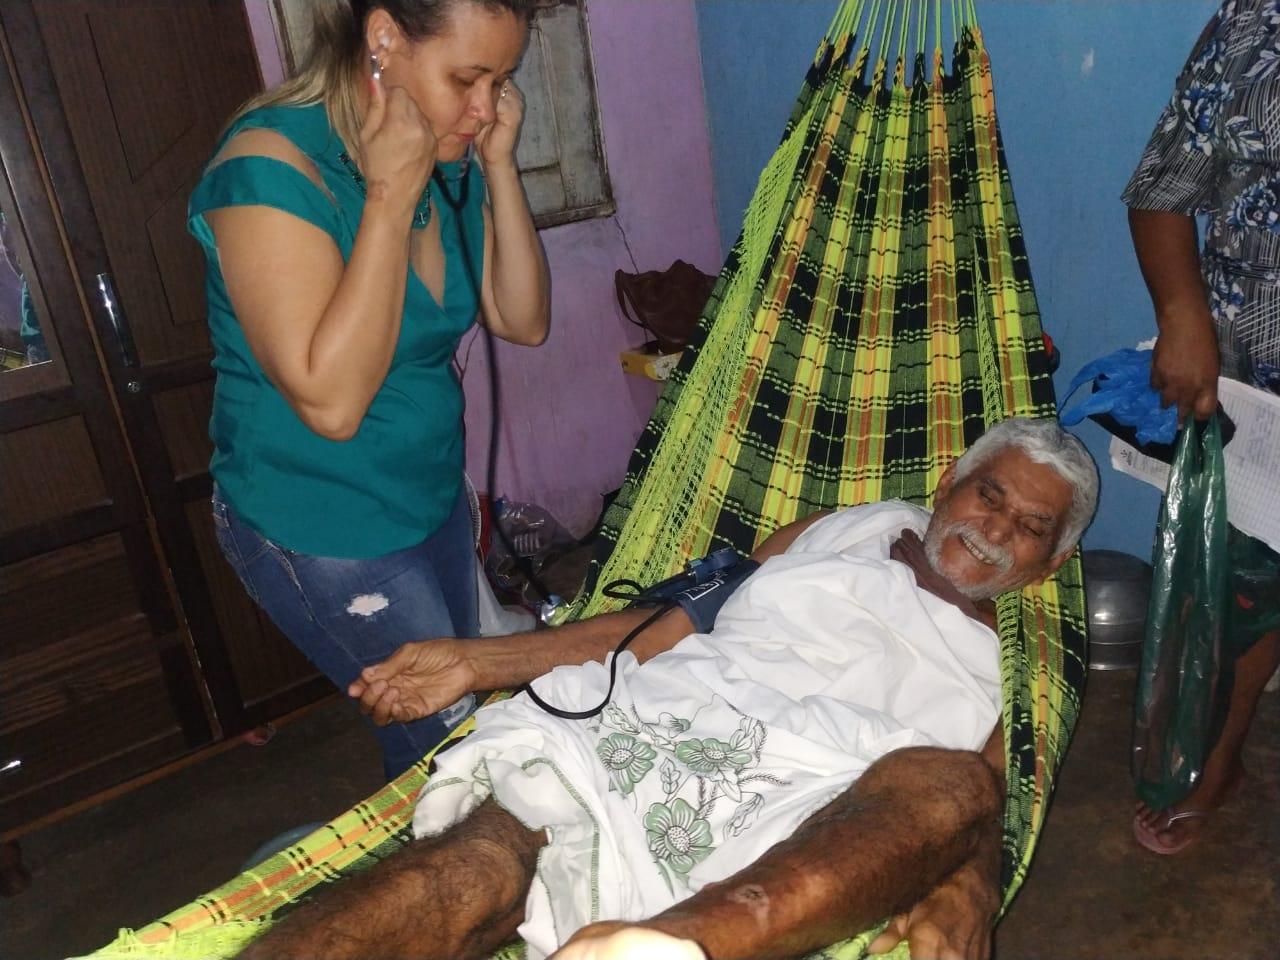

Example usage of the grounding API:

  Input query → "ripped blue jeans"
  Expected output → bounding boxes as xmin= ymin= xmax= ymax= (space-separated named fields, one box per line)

xmin=211 ymin=486 xmax=479 ymax=780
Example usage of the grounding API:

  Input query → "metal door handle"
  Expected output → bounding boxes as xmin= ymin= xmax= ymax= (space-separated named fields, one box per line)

xmin=96 ymin=271 xmax=138 ymax=367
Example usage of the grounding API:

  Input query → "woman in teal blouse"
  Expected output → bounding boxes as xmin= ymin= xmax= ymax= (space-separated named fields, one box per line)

xmin=189 ymin=0 xmax=549 ymax=778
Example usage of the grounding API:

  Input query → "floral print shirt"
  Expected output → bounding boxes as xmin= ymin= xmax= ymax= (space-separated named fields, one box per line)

xmin=1123 ymin=0 xmax=1280 ymax=393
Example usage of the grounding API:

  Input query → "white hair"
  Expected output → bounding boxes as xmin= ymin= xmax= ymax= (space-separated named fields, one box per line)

xmin=950 ymin=417 xmax=1099 ymax=554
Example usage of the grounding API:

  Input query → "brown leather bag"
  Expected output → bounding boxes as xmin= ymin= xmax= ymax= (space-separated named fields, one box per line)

xmin=614 ymin=259 xmax=716 ymax=354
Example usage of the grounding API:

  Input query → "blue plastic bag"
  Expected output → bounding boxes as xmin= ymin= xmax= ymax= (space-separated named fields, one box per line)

xmin=1060 ymin=348 xmax=1179 ymax=447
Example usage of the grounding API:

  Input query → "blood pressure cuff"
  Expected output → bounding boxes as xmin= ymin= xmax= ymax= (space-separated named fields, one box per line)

xmin=672 ymin=558 xmax=760 ymax=633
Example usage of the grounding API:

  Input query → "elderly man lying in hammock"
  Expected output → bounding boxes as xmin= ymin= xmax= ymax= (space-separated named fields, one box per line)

xmin=240 ymin=417 xmax=1097 ymax=960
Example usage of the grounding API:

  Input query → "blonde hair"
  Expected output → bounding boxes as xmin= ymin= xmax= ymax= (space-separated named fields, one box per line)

xmin=227 ymin=0 xmax=536 ymax=162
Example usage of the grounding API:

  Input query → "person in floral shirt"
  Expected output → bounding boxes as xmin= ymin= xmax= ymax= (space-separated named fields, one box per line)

xmin=1124 ymin=0 xmax=1280 ymax=855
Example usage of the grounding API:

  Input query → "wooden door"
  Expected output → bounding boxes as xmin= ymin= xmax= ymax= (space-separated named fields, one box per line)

xmin=1 ymin=0 xmax=328 ymax=740
xmin=0 ymin=50 xmax=211 ymax=832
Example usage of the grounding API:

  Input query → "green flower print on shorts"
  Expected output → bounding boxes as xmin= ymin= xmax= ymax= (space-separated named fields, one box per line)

xmin=644 ymin=798 xmax=714 ymax=875
xmin=596 ymin=731 xmax=657 ymax=795
xmin=675 ymin=736 xmax=753 ymax=776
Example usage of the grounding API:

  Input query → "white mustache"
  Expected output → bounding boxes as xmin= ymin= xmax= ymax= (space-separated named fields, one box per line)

xmin=927 ymin=519 xmax=1014 ymax=573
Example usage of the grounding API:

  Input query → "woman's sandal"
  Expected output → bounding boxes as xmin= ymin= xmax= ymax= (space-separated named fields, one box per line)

xmin=1132 ymin=808 xmax=1213 ymax=855
xmin=1132 ymin=765 xmax=1245 ymax=855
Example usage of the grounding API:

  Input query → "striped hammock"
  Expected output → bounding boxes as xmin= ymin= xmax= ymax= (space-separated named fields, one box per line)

xmin=89 ymin=1 xmax=1086 ymax=957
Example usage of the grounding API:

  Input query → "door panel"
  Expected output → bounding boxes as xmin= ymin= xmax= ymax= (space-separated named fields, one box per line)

xmin=0 ymin=415 xmax=108 ymax=530
xmin=4 ymin=0 xmax=325 ymax=737
xmin=0 ymin=293 xmax=211 ymax=834
xmin=0 ymin=534 xmax=194 ymax=820
xmin=88 ymin=7 xmax=201 ymax=183
xmin=151 ymin=382 xmax=215 ymax=483
xmin=147 ymin=184 xmax=209 ymax=337
xmin=30 ymin=1 xmax=251 ymax=367
xmin=0 ymin=530 xmax=201 ymax=825
xmin=0 ymin=8 xmax=223 ymax=835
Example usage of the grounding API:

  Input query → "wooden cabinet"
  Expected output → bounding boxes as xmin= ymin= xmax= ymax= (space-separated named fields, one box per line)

xmin=0 ymin=1 xmax=329 ymax=864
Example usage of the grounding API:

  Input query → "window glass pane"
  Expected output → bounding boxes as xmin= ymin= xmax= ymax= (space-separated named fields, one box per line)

xmin=0 ymin=210 xmax=51 ymax=372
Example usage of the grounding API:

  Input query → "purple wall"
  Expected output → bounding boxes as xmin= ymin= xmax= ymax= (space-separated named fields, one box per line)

xmin=243 ymin=0 xmax=285 ymax=89
xmin=243 ymin=0 xmax=720 ymax=534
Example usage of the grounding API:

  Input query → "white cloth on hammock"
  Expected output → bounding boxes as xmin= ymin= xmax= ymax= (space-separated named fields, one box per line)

xmin=412 ymin=500 xmax=1001 ymax=958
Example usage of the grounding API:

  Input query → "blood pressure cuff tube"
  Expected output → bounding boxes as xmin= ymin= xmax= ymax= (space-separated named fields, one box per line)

xmin=672 ymin=558 xmax=760 ymax=633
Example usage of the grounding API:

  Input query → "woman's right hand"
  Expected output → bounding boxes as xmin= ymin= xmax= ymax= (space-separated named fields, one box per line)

xmin=359 ymin=75 xmax=437 ymax=221
xmin=349 ymin=639 xmax=477 ymax=725
xmin=1151 ymin=307 xmax=1220 ymax=421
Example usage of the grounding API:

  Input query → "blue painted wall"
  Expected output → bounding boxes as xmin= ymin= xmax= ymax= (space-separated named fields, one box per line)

xmin=695 ymin=0 xmax=1221 ymax=558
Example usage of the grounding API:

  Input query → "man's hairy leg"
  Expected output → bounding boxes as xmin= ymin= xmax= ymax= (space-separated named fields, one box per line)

xmin=604 ymin=746 xmax=1002 ymax=960
xmin=237 ymin=800 xmax=545 ymax=960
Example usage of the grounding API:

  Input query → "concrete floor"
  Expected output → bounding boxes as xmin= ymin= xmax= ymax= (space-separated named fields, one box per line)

xmin=2 ymin=671 xmax=1276 ymax=960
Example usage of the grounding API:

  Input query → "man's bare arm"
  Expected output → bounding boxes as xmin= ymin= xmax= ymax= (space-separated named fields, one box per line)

xmin=353 ymin=513 xmax=833 ymax=724
xmin=1128 ymin=208 xmax=1220 ymax=421
xmin=749 ymin=510 xmax=832 ymax=562
xmin=351 ymin=604 xmax=698 ymax=724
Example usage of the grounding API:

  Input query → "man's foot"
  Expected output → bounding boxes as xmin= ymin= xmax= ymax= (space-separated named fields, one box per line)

xmin=1132 ymin=761 xmax=1245 ymax=855
xmin=552 ymin=923 xmax=706 ymax=960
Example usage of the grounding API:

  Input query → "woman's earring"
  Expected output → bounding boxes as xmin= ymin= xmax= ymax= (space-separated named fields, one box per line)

xmin=370 ymin=39 xmax=388 ymax=82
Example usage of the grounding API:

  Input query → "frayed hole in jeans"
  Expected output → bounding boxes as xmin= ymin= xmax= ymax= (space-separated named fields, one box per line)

xmin=345 ymin=593 xmax=390 ymax=617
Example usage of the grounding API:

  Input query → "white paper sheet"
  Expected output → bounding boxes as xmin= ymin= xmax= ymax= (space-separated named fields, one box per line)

xmin=1109 ymin=377 xmax=1280 ymax=553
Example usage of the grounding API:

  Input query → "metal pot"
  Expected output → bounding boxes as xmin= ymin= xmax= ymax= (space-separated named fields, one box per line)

xmin=1083 ymin=549 xmax=1153 ymax=671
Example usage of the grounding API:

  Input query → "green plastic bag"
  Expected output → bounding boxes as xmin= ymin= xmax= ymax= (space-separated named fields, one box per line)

xmin=1131 ymin=416 xmax=1229 ymax=811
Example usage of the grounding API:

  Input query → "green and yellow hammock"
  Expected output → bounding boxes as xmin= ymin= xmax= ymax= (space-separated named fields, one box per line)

xmin=90 ymin=1 xmax=1086 ymax=957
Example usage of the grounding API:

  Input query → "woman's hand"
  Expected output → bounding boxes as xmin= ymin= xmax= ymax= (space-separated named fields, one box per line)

xmin=474 ymin=74 xmax=549 ymax=345
xmin=348 ymin=639 xmax=477 ymax=725
xmin=359 ymin=75 xmax=438 ymax=220
xmin=1151 ymin=307 xmax=1220 ymax=421
xmin=476 ymin=78 xmax=525 ymax=170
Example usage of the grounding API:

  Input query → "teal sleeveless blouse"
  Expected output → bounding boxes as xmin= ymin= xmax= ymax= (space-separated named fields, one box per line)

xmin=189 ymin=104 xmax=485 ymax=558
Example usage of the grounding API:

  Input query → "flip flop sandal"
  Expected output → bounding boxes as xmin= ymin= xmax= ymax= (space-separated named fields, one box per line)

xmin=1133 ymin=808 xmax=1212 ymax=855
